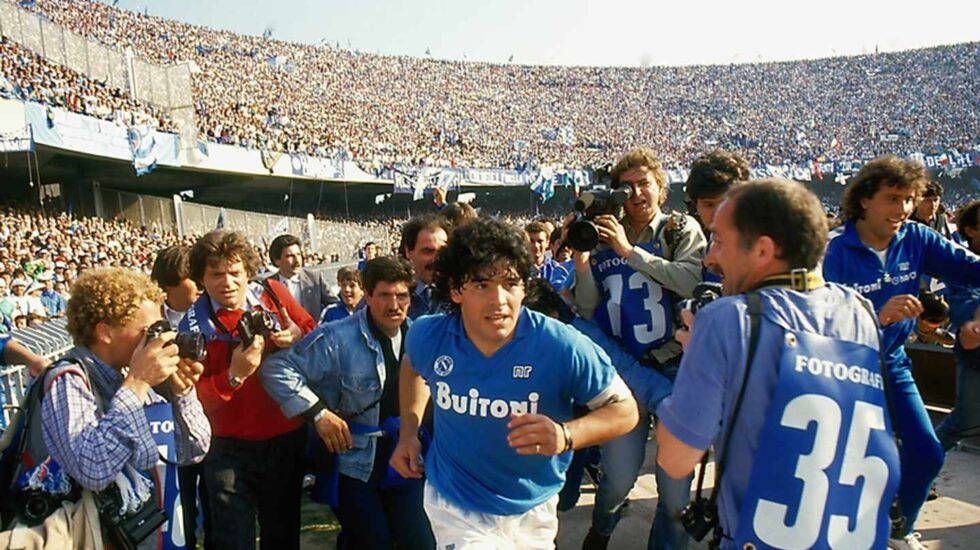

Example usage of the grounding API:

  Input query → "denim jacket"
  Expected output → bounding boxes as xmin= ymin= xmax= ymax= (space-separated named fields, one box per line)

xmin=261 ymin=307 xmax=409 ymax=482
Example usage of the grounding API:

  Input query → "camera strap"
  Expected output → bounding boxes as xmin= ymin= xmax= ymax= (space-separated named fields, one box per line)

xmin=703 ymin=290 xmax=763 ymax=522
xmin=259 ymin=277 xmax=287 ymax=321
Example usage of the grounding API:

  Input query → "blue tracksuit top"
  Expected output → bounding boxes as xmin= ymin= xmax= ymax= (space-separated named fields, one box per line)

xmin=823 ymin=220 xmax=980 ymax=369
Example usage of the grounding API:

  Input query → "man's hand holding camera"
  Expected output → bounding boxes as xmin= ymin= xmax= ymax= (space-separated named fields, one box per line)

xmin=170 ymin=358 xmax=205 ymax=396
xmin=675 ymin=309 xmax=695 ymax=350
xmin=125 ymin=331 xmax=180 ymax=400
xmin=229 ymin=335 xmax=265 ymax=382
xmin=593 ymin=215 xmax=634 ymax=259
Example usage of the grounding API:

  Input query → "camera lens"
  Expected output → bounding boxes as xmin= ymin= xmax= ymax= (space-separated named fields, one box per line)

xmin=24 ymin=494 xmax=52 ymax=521
xmin=566 ymin=220 xmax=599 ymax=252
xmin=175 ymin=332 xmax=206 ymax=360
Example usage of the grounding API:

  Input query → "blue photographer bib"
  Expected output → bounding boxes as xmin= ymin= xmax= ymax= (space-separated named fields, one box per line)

xmin=145 ymin=402 xmax=185 ymax=550
xmin=734 ymin=329 xmax=900 ymax=550
xmin=590 ymin=239 xmax=674 ymax=358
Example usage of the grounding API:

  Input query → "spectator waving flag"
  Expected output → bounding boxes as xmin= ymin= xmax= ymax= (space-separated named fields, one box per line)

xmin=127 ymin=125 xmax=158 ymax=176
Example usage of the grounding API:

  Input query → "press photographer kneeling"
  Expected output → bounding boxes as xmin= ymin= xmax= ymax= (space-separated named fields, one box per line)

xmin=3 ymin=268 xmax=211 ymax=549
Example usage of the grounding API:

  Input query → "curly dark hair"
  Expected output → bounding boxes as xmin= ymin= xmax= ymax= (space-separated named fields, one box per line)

xmin=432 ymin=217 xmax=533 ymax=311
xmin=841 ymin=155 xmax=928 ymax=222
xmin=956 ymin=199 xmax=980 ymax=237
xmin=523 ymin=278 xmax=573 ymax=323
xmin=685 ymin=150 xmax=750 ymax=202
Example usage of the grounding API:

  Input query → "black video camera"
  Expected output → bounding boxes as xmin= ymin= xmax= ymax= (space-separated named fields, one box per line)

xmin=236 ymin=309 xmax=276 ymax=348
xmin=144 ymin=320 xmax=206 ymax=361
xmin=565 ymin=167 xmax=633 ymax=252
xmin=680 ymin=497 xmax=717 ymax=542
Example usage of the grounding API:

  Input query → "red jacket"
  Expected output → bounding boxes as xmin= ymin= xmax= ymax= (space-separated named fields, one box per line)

xmin=195 ymin=279 xmax=316 ymax=441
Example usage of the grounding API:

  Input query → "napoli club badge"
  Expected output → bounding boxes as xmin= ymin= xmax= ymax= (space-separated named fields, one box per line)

xmin=434 ymin=355 xmax=454 ymax=377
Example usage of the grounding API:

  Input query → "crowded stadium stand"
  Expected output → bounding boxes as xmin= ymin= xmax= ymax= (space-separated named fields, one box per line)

xmin=3 ymin=0 xmax=978 ymax=173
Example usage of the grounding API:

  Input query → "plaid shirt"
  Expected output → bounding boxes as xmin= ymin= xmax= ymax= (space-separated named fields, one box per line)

xmin=40 ymin=346 xmax=211 ymax=491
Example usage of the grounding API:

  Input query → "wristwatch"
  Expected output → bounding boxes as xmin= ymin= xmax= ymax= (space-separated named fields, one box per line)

xmin=228 ymin=371 xmax=245 ymax=389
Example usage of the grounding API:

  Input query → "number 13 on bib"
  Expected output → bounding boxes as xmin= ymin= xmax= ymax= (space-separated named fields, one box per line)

xmin=735 ymin=330 xmax=900 ymax=550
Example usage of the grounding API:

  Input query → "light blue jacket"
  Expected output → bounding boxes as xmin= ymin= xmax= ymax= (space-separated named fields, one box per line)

xmin=262 ymin=307 xmax=409 ymax=482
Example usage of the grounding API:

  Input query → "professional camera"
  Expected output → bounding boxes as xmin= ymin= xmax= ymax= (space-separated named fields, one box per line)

xmin=676 ymin=282 xmax=723 ymax=320
xmin=17 ymin=490 xmax=69 ymax=526
xmin=144 ymin=320 xmax=206 ymax=361
xmin=565 ymin=167 xmax=633 ymax=252
xmin=95 ymin=484 xmax=167 ymax=550
xmin=680 ymin=497 xmax=717 ymax=542
xmin=236 ymin=309 xmax=276 ymax=348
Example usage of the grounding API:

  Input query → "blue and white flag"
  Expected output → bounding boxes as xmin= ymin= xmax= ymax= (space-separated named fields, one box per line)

xmin=127 ymin=125 xmax=158 ymax=176
xmin=530 ymin=168 xmax=555 ymax=202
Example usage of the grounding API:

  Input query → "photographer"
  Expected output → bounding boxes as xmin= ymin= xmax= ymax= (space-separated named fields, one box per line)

xmin=570 ymin=148 xmax=705 ymax=550
xmin=181 ymin=230 xmax=316 ymax=550
xmin=657 ymin=180 xmax=899 ymax=549
xmin=36 ymin=268 xmax=210 ymax=549
xmin=151 ymin=246 xmax=199 ymax=332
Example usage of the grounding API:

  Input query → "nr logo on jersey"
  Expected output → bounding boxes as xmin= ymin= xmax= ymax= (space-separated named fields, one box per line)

xmin=434 ymin=355 xmax=454 ymax=377
xmin=512 ymin=365 xmax=533 ymax=379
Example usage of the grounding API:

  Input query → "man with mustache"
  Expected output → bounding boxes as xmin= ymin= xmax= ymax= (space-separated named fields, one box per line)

xmin=263 ymin=257 xmax=434 ymax=549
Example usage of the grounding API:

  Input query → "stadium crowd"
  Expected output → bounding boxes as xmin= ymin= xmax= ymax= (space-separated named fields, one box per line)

xmin=0 ymin=202 xmax=392 ymax=333
xmin=0 ymin=36 xmax=175 ymax=131
xmin=6 ymin=0 xmax=977 ymax=173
